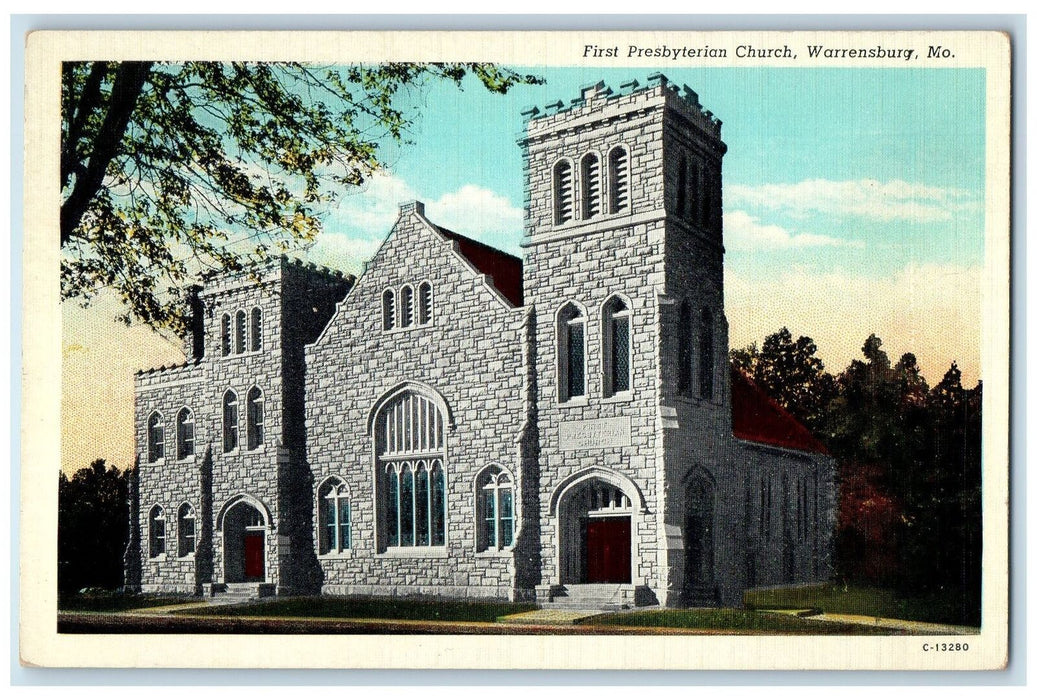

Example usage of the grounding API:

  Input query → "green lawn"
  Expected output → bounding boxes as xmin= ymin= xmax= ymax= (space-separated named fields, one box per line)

xmin=587 ymin=608 xmax=896 ymax=634
xmin=744 ymin=584 xmax=980 ymax=627
xmin=59 ymin=593 xmax=199 ymax=612
xmin=184 ymin=596 xmax=537 ymax=623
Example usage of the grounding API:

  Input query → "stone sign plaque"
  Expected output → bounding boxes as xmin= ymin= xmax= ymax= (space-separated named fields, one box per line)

xmin=558 ymin=417 xmax=632 ymax=450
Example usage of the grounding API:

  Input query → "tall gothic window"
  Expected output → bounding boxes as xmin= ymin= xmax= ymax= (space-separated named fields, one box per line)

xmin=608 ymin=146 xmax=629 ymax=213
xmin=250 ymin=307 xmax=262 ymax=351
xmin=553 ymin=160 xmax=574 ymax=225
xmin=580 ymin=153 xmax=601 ymax=220
xmin=177 ymin=503 xmax=196 ymax=557
xmin=477 ymin=466 xmax=515 ymax=551
xmin=399 ymin=285 xmax=415 ymax=328
xmin=318 ymin=477 xmax=352 ymax=554
xmin=149 ymin=505 xmax=166 ymax=558
xmin=382 ymin=289 xmax=396 ymax=330
xmin=377 ymin=391 xmax=447 ymax=549
xmin=699 ymin=308 xmax=715 ymax=400
xmin=223 ymin=390 xmax=238 ymax=452
xmin=220 ymin=313 xmax=231 ymax=356
xmin=176 ymin=407 xmax=195 ymax=460
xmin=247 ymin=386 xmax=264 ymax=450
xmin=235 ymin=310 xmax=246 ymax=354
xmin=677 ymin=300 xmax=693 ymax=395
xmin=602 ymin=295 xmax=631 ymax=397
xmin=418 ymin=282 xmax=433 ymax=325
xmin=557 ymin=303 xmax=586 ymax=401
xmin=147 ymin=411 xmax=164 ymax=462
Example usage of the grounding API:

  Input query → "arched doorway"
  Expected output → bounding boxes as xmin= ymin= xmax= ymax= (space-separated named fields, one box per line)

xmin=558 ymin=478 xmax=633 ymax=584
xmin=223 ymin=501 xmax=267 ymax=583
xmin=684 ymin=471 xmax=716 ymax=588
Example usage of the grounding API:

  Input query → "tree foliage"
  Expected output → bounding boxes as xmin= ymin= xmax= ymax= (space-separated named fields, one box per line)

xmin=61 ymin=61 xmax=543 ymax=332
xmin=58 ymin=459 xmax=130 ymax=593
xmin=733 ymin=330 xmax=982 ymax=622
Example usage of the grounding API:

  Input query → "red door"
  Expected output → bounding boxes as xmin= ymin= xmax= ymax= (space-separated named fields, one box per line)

xmin=244 ymin=533 xmax=264 ymax=580
xmin=585 ymin=518 xmax=631 ymax=583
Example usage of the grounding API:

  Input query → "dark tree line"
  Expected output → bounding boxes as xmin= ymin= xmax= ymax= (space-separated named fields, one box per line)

xmin=734 ymin=329 xmax=982 ymax=623
xmin=58 ymin=459 xmax=131 ymax=594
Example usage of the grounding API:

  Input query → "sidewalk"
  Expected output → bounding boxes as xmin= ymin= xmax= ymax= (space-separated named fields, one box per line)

xmin=760 ymin=608 xmax=980 ymax=635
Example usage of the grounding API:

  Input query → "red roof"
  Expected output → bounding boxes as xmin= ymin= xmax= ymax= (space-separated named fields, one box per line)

xmin=730 ymin=368 xmax=829 ymax=455
xmin=436 ymin=226 xmax=524 ymax=306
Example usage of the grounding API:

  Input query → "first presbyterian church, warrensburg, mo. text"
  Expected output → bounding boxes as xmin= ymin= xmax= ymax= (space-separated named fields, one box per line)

xmin=126 ymin=75 xmax=836 ymax=609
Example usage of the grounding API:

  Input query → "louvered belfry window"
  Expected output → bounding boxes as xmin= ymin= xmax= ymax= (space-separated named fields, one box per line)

xmin=580 ymin=153 xmax=601 ymax=219
xmin=609 ymin=146 xmax=629 ymax=213
xmin=553 ymin=160 xmax=574 ymax=224
xmin=378 ymin=392 xmax=447 ymax=549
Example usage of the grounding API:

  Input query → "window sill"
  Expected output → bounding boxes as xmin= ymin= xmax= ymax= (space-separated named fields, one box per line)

xmin=176 ymin=456 xmax=196 ymax=464
xmin=381 ymin=322 xmax=433 ymax=335
xmin=220 ymin=349 xmax=264 ymax=360
xmin=558 ymin=396 xmax=589 ymax=407
xmin=177 ymin=554 xmax=196 ymax=561
xmin=601 ymin=391 xmax=633 ymax=404
xmin=379 ymin=546 xmax=449 ymax=558
xmin=148 ymin=554 xmax=168 ymax=562
xmin=475 ymin=548 xmax=514 ymax=558
xmin=318 ymin=550 xmax=353 ymax=560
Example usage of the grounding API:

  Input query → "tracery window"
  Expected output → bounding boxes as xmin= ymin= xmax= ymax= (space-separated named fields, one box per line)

xmin=608 ymin=146 xmax=630 ymax=213
xmin=553 ymin=160 xmax=574 ymax=225
xmin=557 ymin=303 xmax=586 ymax=401
xmin=602 ymin=295 xmax=631 ymax=397
xmin=220 ymin=313 xmax=231 ymax=356
xmin=477 ymin=466 xmax=514 ymax=551
xmin=147 ymin=411 xmax=164 ymax=462
xmin=223 ymin=390 xmax=239 ymax=453
xmin=318 ymin=477 xmax=352 ymax=554
xmin=176 ymin=407 xmax=195 ymax=460
xmin=377 ymin=392 xmax=446 ymax=549
xmin=677 ymin=300 xmax=693 ymax=395
xmin=580 ymin=152 xmax=601 ymax=220
xmin=246 ymin=386 xmax=264 ymax=450
xmin=149 ymin=505 xmax=166 ymax=558
xmin=177 ymin=503 xmax=196 ymax=557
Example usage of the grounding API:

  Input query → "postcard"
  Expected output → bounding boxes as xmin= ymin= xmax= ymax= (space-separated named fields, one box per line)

xmin=21 ymin=28 xmax=1010 ymax=670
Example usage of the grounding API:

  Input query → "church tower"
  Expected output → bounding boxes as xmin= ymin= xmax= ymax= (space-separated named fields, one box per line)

xmin=520 ymin=75 xmax=732 ymax=606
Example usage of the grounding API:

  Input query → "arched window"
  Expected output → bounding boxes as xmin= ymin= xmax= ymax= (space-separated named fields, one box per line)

xmin=376 ymin=391 xmax=446 ymax=549
xmin=148 ymin=505 xmax=166 ymax=557
xmin=677 ymin=300 xmax=693 ymax=395
xmin=557 ymin=303 xmax=586 ymax=401
xmin=382 ymin=289 xmax=395 ymax=330
xmin=247 ymin=387 xmax=264 ymax=450
xmin=580 ymin=152 xmax=601 ymax=220
xmin=223 ymin=390 xmax=238 ymax=453
xmin=220 ymin=313 xmax=231 ymax=357
xmin=477 ymin=466 xmax=515 ymax=551
xmin=602 ymin=296 xmax=631 ymax=397
xmin=608 ymin=146 xmax=629 ymax=213
xmin=676 ymin=152 xmax=687 ymax=216
xmin=418 ymin=282 xmax=433 ymax=325
xmin=553 ymin=160 xmax=574 ymax=225
xmin=250 ymin=307 xmax=262 ymax=352
xmin=176 ymin=407 xmax=195 ymax=460
xmin=235 ymin=310 xmax=246 ymax=354
xmin=318 ymin=477 xmax=352 ymax=554
xmin=399 ymin=285 xmax=414 ymax=328
xmin=699 ymin=308 xmax=714 ymax=400
xmin=147 ymin=412 xmax=164 ymax=462
xmin=177 ymin=503 xmax=196 ymax=557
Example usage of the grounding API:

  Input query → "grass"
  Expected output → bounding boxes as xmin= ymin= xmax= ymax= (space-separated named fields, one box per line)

xmin=59 ymin=592 xmax=199 ymax=612
xmin=183 ymin=596 xmax=538 ymax=623
xmin=587 ymin=608 xmax=896 ymax=634
xmin=744 ymin=583 xmax=980 ymax=627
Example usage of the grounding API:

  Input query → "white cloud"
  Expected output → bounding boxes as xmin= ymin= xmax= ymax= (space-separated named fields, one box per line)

xmin=429 ymin=185 xmax=524 ymax=242
xmin=724 ymin=210 xmax=862 ymax=251
xmin=726 ymin=179 xmax=981 ymax=223
xmin=726 ymin=263 xmax=982 ymax=387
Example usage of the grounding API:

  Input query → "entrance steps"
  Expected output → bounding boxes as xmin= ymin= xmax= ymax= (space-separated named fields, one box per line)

xmin=209 ymin=582 xmax=275 ymax=604
xmin=539 ymin=584 xmax=633 ymax=611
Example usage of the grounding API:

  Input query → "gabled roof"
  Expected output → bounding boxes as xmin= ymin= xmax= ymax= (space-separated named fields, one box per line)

xmin=730 ymin=368 xmax=829 ymax=455
xmin=434 ymin=225 xmax=524 ymax=307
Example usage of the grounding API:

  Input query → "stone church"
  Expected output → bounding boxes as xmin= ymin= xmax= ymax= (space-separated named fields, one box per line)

xmin=126 ymin=75 xmax=835 ymax=608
